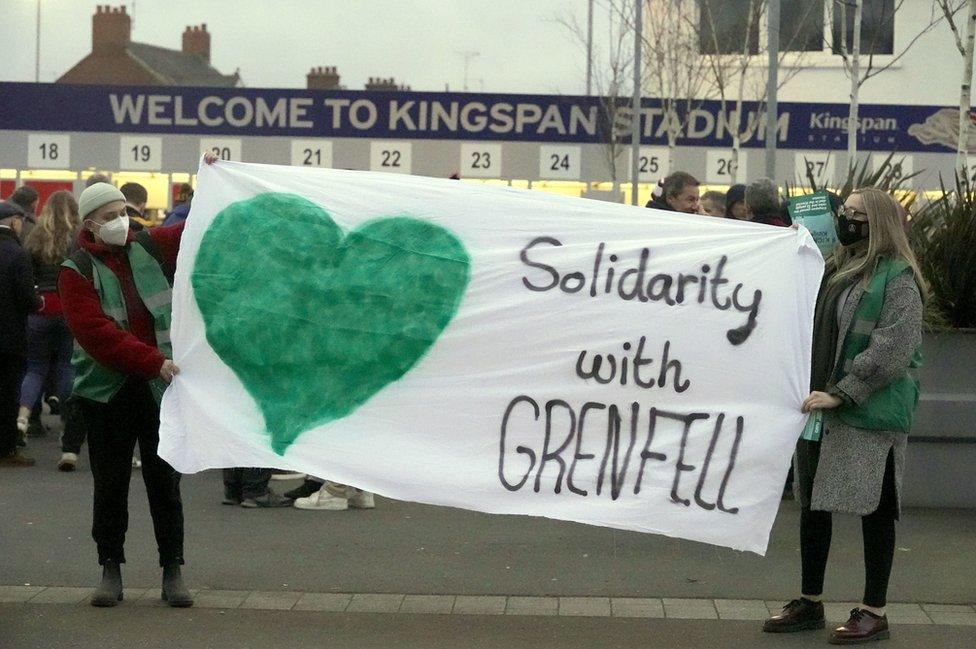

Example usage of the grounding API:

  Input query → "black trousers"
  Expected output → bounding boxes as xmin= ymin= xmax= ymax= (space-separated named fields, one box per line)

xmin=60 ymin=395 xmax=88 ymax=454
xmin=800 ymin=450 xmax=898 ymax=608
xmin=0 ymin=352 xmax=25 ymax=457
xmin=223 ymin=468 xmax=272 ymax=500
xmin=80 ymin=379 xmax=184 ymax=566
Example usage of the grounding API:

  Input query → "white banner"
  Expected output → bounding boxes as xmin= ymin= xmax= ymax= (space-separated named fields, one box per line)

xmin=159 ymin=161 xmax=824 ymax=555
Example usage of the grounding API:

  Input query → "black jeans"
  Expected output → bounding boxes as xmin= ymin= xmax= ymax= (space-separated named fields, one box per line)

xmin=800 ymin=450 xmax=898 ymax=608
xmin=223 ymin=468 xmax=272 ymax=500
xmin=0 ymin=352 xmax=25 ymax=457
xmin=80 ymin=379 xmax=184 ymax=566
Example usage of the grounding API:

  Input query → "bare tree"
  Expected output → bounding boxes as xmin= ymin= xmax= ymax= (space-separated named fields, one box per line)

xmin=558 ymin=2 xmax=634 ymax=196
xmin=938 ymin=0 xmax=975 ymax=173
xmin=832 ymin=1 xmax=947 ymax=162
xmin=695 ymin=0 xmax=817 ymax=183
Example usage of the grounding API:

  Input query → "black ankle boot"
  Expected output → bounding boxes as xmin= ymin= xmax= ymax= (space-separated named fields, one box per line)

xmin=90 ymin=560 xmax=123 ymax=607
xmin=161 ymin=563 xmax=193 ymax=607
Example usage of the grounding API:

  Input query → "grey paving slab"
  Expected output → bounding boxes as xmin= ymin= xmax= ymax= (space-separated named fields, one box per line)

xmin=927 ymin=611 xmax=976 ymax=626
xmin=193 ymin=589 xmax=249 ymax=609
xmin=399 ymin=595 xmax=455 ymax=614
xmin=28 ymin=587 xmax=91 ymax=604
xmin=923 ymin=603 xmax=975 ymax=613
xmin=610 ymin=597 xmax=665 ymax=618
xmin=452 ymin=595 xmax=506 ymax=615
xmin=0 ymin=586 xmax=45 ymax=603
xmin=121 ymin=588 xmax=150 ymax=603
xmin=292 ymin=592 xmax=352 ymax=612
xmin=134 ymin=594 xmax=168 ymax=607
xmin=346 ymin=593 xmax=404 ymax=613
xmin=885 ymin=602 xmax=932 ymax=625
xmin=240 ymin=590 xmax=301 ymax=611
xmin=714 ymin=599 xmax=769 ymax=620
xmin=823 ymin=602 xmax=859 ymax=623
xmin=764 ymin=599 xmax=788 ymax=616
xmin=558 ymin=597 xmax=611 ymax=617
xmin=663 ymin=598 xmax=718 ymax=619
xmin=506 ymin=596 xmax=558 ymax=616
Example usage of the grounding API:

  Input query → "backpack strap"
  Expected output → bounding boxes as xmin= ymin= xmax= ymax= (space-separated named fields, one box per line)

xmin=65 ymin=248 xmax=95 ymax=282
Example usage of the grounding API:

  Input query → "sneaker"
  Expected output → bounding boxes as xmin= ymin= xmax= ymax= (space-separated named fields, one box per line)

xmin=270 ymin=471 xmax=306 ymax=481
xmin=284 ymin=479 xmax=323 ymax=500
xmin=293 ymin=486 xmax=348 ymax=510
xmin=45 ymin=395 xmax=61 ymax=416
xmin=58 ymin=452 xmax=78 ymax=472
xmin=222 ymin=491 xmax=242 ymax=506
xmin=132 ymin=456 xmax=142 ymax=469
xmin=0 ymin=451 xmax=36 ymax=467
xmin=763 ymin=598 xmax=825 ymax=633
xmin=16 ymin=416 xmax=29 ymax=434
xmin=241 ymin=490 xmax=293 ymax=508
xmin=348 ymin=491 xmax=375 ymax=509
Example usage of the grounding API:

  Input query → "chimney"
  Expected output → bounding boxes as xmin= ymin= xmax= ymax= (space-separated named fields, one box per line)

xmin=307 ymin=66 xmax=341 ymax=90
xmin=365 ymin=76 xmax=404 ymax=91
xmin=182 ymin=23 xmax=211 ymax=62
xmin=92 ymin=5 xmax=131 ymax=55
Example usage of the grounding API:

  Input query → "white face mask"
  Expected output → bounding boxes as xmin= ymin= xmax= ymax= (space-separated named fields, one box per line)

xmin=91 ymin=215 xmax=129 ymax=246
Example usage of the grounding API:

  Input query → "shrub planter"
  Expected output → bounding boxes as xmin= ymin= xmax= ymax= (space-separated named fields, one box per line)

xmin=903 ymin=329 xmax=976 ymax=508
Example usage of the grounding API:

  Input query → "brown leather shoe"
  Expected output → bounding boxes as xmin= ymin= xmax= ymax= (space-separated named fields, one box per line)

xmin=0 ymin=451 xmax=36 ymax=467
xmin=829 ymin=608 xmax=890 ymax=644
xmin=763 ymin=598 xmax=826 ymax=633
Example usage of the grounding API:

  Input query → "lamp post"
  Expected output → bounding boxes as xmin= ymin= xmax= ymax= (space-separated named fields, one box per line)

xmin=630 ymin=0 xmax=642 ymax=205
xmin=35 ymin=0 xmax=41 ymax=82
xmin=765 ymin=0 xmax=780 ymax=179
xmin=586 ymin=0 xmax=594 ymax=94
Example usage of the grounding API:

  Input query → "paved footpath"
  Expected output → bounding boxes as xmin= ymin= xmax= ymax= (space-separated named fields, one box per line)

xmin=1 ymin=428 xmax=974 ymax=646
xmin=3 ymin=604 xmax=976 ymax=649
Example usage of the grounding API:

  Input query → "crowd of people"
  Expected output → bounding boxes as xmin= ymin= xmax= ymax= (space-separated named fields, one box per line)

xmin=644 ymin=171 xmax=791 ymax=226
xmin=0 ymin=160 xmax=925 ymax=644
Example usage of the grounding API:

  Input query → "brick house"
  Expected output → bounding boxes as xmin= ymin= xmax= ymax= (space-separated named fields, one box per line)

xmin=58 ymin=5 xmax=239 ymax=87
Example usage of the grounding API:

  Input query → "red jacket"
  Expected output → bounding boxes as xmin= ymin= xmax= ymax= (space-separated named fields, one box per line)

xmin=59 ymin=223 xmax=184 ymax=380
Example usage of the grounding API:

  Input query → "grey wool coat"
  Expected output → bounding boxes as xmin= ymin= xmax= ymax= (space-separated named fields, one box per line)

xmin=794 ymin=269 xmax=924 ymax=516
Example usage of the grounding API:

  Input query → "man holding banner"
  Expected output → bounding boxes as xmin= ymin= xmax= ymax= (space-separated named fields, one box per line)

xmin=59 ymin=182 xmax=192 ymax=608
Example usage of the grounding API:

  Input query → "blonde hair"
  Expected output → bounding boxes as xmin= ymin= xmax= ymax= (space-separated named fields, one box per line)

xmin=828 ymin=188 xmax=927 ymax=301
xmin=24 ymin=191 xmax=80 ymax=265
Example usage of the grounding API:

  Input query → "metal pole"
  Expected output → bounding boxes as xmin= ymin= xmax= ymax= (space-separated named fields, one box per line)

xmin=586 ymin=0 xmax=594 ymax=94
xmin=35 ymin=0 xmax=41 ymax=82
xmin=765 ymin=0 xmax=779 ymax=179
xmin=630 ymin=0 xmax=642 ymax=206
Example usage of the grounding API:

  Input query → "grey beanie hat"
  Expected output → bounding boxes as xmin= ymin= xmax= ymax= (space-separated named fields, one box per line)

xmin=78 ymin=182 xmax=125 ymax=219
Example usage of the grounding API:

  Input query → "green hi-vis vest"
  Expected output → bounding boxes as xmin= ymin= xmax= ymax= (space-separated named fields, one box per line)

xmin=833 ymin=257 xmax=922 ymax=433
xmin=62 ymin=238 xmax=173 ymax=405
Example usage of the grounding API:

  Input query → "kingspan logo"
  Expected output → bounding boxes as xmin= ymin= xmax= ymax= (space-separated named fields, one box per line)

xmin=809 ymin=112 xmax=898 ymax=134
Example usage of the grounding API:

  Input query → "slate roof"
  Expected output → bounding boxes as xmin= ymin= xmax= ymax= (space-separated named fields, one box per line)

xmin=126 ymin=42 xmax=239 ymax=87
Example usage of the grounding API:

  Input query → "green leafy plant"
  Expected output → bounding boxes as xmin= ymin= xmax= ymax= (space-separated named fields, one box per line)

xmin=784 ymin=153 xmax=920 ymax=205
xmin=910 ymin=173 xmax=976 ymax=330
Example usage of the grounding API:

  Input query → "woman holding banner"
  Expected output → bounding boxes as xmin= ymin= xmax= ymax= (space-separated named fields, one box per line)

xmin=763 ymin=188 xmax=925 ymax=645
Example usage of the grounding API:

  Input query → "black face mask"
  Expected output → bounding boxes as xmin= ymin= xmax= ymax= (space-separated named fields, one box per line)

xmin=837 ymin=214 xmax=869 ymax=246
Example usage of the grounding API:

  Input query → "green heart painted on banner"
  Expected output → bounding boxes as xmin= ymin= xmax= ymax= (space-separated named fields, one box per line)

xmin=192 ymin=192 xmax=470 ymax=455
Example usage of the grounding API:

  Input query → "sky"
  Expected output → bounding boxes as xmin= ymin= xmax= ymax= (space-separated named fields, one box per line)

xmin=1 ymin=0 xmax=609 ymax=93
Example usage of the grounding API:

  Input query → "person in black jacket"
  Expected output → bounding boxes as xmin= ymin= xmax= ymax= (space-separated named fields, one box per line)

xmin=0 ymin=200 xmax=41 ymax=467
xmin=9 ymin=186 xmax=39 ymax=242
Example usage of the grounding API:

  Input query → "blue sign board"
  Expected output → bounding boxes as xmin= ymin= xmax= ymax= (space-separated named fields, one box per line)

xmin=0 ymin=82 xmax=961 ymax=153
